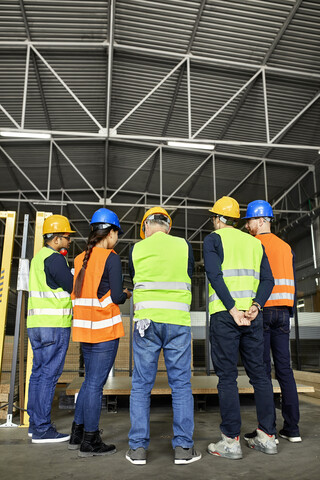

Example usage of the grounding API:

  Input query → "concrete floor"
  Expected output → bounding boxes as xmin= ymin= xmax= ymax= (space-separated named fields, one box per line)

xmin=1 ymin=393 xmax=319 ymax=480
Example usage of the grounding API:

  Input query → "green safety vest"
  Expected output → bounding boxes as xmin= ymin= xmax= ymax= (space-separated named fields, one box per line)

xmin=208 ymin=228 xmax=263 ymax=315
xmin=27 ymin=247 xmax=72 ymax=328
xmin=132 ymin=231 xmax=192 ymax=326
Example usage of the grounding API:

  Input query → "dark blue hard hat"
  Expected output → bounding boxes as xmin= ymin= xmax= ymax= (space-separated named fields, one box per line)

xmin=90 ymin=208 xmax=123 ymax=234
xmin=243 ymin=200 xmax=274 ymax=219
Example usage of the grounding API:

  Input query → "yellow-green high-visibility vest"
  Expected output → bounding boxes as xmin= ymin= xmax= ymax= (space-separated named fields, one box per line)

xmin=132 ymin=231 xmax=192 ymax=326
xmin=208 ymin=229 xmax=263 ymax=315
xmin=27 ymin=247 xmax=72 ymax=328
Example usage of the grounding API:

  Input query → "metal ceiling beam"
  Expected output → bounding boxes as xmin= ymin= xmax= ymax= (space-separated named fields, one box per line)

xmin=270 ymin=90 xmax=320 ymax=144
xmin=163 ymin=152 xmax=212 ymax=205
xmin=227 ymin=161 xmax=264 ymax=197
xmin=30 ymin=45 xmax=104 ymax=131
xmin=143 ymin=1 xmax=205 ymax=194
xmin=0 ymin=105 xmax=20 ymax=129
xmin=192 ymin=69 xmax=262 ymax=138
xmin=113 ymin=58 xmax=187 ymax=131
xmin=0 ymin=146 xmax=46 ymax=199
xmin=272 ymin=169 xmax=312 ymax=208
xmin=104 ymin=0 xmax=116 ymax=203
xmin=108 ymin=147 xmax=160 ymax=202
xmin=110 ymin=136 xmax=320 ymax=151
xmin=2 ymin=40 xmax=319 ymax=81
xmin=52 ymin=141 xmax=102 ymax=201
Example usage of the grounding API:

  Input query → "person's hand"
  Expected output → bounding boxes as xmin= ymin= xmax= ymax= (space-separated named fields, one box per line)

xmin=244 ymin=304 xmax=259 ymax=322
xmin=123 ymin=288 xmax=132 ymax=299
xmin=229 ymin=306 xmax=251 ymax=326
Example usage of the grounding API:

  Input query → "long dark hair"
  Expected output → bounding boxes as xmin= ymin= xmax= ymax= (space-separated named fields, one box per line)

xmin=73 ymin=226 xmax=115 ymax=298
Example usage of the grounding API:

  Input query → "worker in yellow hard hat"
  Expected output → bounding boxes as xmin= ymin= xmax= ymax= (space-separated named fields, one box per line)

xmin=27 ymin=214 xmax=75 ymax=443
xmin=126 ymin=206 xmax=201 ymax=465
xmin=203 ymin=196 xmax=277 ymax=459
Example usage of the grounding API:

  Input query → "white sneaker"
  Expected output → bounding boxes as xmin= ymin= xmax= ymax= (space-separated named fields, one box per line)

xmin=245 ymin=429 xmax=278 ymax=455
xmin=208 ymin=433 xmax=243 ymax=460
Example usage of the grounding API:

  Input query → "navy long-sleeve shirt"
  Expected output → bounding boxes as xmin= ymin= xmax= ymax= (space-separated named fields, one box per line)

xmin=203 ymin=231 xmax=274 ymax=311
xmin=97 ymin=251 xmax=127 ymax=304
xmin=44 ymin=246 xmax=73 ymax=293
xmin=128 ymin=239 xmax=194 ymax=281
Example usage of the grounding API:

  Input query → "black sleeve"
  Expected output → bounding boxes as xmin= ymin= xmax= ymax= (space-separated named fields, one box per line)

xmin=186 ymin=240 xmax=194 ymax=279
xmin=254 ymin=246 xmax=275 ymax=308
xmin=128 ymin=245 xmax=135 ymax=282
xmin=106 ymin=253 xmax=127 ymax=305
xmin=44 ymin=252 xmax=74 ymax=293
xmin=203 ymin=233 xmax=235 ymax=311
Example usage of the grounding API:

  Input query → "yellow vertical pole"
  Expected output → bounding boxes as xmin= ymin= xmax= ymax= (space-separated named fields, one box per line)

xmin=0 ymin=211 xmax=16 ymax=377
xmin=23 ymin=212 xmax=52 ymax=426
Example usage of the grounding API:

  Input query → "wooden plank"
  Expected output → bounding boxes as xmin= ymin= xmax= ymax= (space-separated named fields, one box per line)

xmin=0 ymin=384 xmax=10 ymax=394
xmin=0 ymin=393 xmax=8 ymax=402
xmin=66 ymin=375 xmax=315 ymax=396
xmin=293 ymin=370 xmax=320 ymax=384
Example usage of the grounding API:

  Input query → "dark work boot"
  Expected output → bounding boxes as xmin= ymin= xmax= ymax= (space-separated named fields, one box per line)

xmin=68 ymin=421 xmax=84 ymax=450
xmin=78 ymin=430 xmax=116 ymax=457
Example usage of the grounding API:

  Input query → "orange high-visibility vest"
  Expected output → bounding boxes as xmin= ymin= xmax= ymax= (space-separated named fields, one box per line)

xmin=72 ymin=247 xmax=125 ymax=343
xmin=256 ymin=233 xmax=295 ymax=308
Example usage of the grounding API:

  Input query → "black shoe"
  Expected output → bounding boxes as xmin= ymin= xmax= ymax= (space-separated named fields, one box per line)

xmin=68 ymin=421 xmax=84 ymax=450
xmin=78 ymin=430 xmax=116 ymax=457
xmin=244 ymin=429 xmax=279 ymax=445
xmin=279 ymin=429 xmax=302 ymax=443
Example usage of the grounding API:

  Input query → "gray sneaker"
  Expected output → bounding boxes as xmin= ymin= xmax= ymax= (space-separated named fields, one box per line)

xmin=174 ymin=446 xmax=202 ymax=464
xmin=126 ymin=447 xmax=147 ymax=465
xmin=208 ymin=433 xmax=242 ymax=460
xmin=245 ymin=429 xmax=278 ymax=455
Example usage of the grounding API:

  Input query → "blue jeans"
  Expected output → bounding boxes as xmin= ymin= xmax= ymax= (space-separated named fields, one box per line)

xmin=263 ymin=307 xmax=300 ymax=435
xmin=74 ymin=339 xmax=119 ymax=432
xmin=210 ymin=311 xmax=276 ymax=438
xmin=27 ymin=327 xmax=70 ymax=432
xmin=129 ymin=321 xmax=194 ymax=450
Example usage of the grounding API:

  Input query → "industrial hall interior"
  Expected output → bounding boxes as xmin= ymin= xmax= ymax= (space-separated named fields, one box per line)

xmin=0 ymin=0 xmax=320 ymax=479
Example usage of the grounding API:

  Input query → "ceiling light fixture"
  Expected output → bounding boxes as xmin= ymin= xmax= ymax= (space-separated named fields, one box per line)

xmin=0 ymin=131 xmax=51 ymax=140
xmin=167 ymin=141 xmax=215 ymax=150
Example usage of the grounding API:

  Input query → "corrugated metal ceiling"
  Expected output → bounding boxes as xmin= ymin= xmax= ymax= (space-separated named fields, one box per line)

xmin=0 ymin=0 xmax=319 ymax=260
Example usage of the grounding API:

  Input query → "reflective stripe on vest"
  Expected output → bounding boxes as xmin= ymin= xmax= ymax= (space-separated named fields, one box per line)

xmin=27 ymin=247 xmax=72 ymax=328
xmin=274 ymin=279 xmax=295 ymax=286
xmin=134 ymin=281 xmax=191 ymax=292
xmin=29 ymin=291 xmax=71 ymax=299
xmin=268 ymin=292 xmax=295 ymax=301
xmin=72 ymin=296 xmax=113 ymax=309
xmin=209 ymin=290 xmax=257 ymax=303
xmin=208 ymin=229 xmax=263 ymax=315
xmin=256 ymin=233 xmax=295 ymax=308
xmin=28 ymin=308 xmax=72 ymax=316
xmin=132 ymin=232 xmax=191 ymax=326
xmin=222 ymin=269 xmax=260 ymax=280
xmin=134 ymin=300 xmax=190 ymax=313
xmin=73 ymin=314 xmax=122 ymax=331
xmin=71 ymin=247 xmax=124 ymax=343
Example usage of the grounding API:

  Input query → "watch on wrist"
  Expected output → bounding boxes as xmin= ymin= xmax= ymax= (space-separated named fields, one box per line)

xmin=252 ymin=301 xmax=261 ymax=312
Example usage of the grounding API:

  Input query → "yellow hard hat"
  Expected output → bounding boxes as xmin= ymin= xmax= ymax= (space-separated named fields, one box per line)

xmin=209 ymin=196 xmax=240 ymax=219
xmin=140 ymin=207 xmax=172 ymax=239
xmin=43 ymin=214 xmax=76 ymax=235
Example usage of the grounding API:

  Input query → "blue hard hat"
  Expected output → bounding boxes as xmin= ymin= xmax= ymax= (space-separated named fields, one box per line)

xmin=90 ymin=208 xmax=123 ymax=234
xmin=242 ymin=200 xmax=274 ymax=219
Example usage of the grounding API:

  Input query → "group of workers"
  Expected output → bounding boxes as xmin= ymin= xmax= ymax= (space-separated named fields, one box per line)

xmin=26 ymin=195 xmax=301 ymax=465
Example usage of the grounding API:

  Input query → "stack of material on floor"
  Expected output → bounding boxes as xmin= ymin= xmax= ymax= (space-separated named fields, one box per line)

xmin=0 ymin=336 xmax=17 ymax=384
xmin=0 ymin=384 xmax=16 ymax=420
xmin=294 ymin=370 xmax=320 ymax=399
xmin=58 ymin=341 xmax=80 ymax=383
xmin=114 ymin=316 xmax=193 ymax=376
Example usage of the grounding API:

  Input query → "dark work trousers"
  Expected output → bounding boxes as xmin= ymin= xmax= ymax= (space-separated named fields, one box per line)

xmin=210 ymin=311 xmax=276 ymax=438
xmin=263 ymin=306 xmax=300 ymax=436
